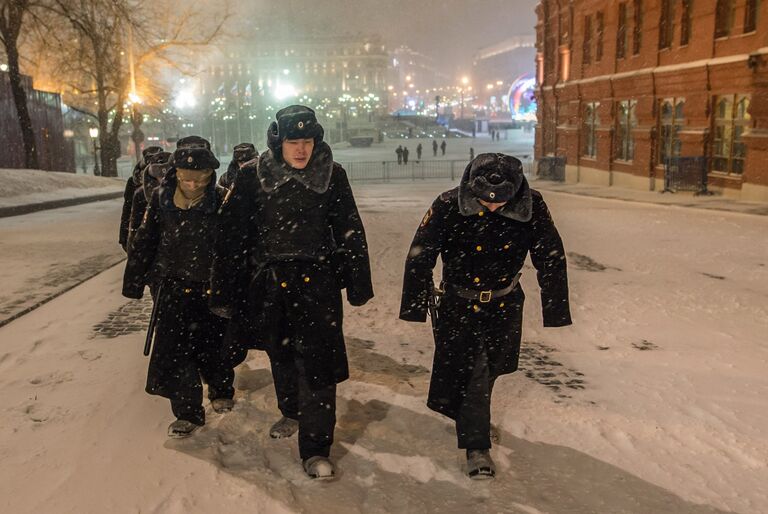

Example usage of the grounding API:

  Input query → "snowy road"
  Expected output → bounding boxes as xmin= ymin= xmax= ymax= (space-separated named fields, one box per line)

xmin=1 ymin=181 xmax=766 ymax=513
xmin=0 ymin=199 xmax=125 ymax=325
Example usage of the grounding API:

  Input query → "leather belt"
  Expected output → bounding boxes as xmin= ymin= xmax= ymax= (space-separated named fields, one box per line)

xmin=441 ymin=273 xmax=521 ymax=303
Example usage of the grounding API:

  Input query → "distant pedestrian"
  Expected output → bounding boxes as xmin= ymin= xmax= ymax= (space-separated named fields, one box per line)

xmin=440 ymin=140 xmax=447 ymax=156
xmin=432 ymin=139 xmax=438 ymax=157
xmin=470 ymin=147 xmax=474 ymax=161
xmin=396 ymin=145 xmax=404 ymax=165
xmin=490 ymin=129 xmax=495 ymax=141
xmin=496 ymin=131 xmax=501 ymax=142
xmin=408 ymin=127 xmax=413 ymax=138
xmin=403 ymin=146 xmax=410 ymax=165
xmin=416 ymin=143 xmax=423 ymax=161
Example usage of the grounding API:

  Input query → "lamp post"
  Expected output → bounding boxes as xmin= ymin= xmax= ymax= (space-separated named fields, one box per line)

xmin=89 ymin=127 xmax=100 ymax=176
xmin=460 ymin=76 xmax=469 ymax=119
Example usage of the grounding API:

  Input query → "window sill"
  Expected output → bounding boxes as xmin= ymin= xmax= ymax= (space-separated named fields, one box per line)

xmin=708 ymin=171 xmax=743 ymax=180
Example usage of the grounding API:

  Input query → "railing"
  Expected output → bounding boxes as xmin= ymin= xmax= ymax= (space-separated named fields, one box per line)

xmin=663 ymin=156 xmax=712 ymax=195
xmin=339 ymin=155 xmax=534 ymax=183
xmin=536 ymin=156 xmax=566 ymax=182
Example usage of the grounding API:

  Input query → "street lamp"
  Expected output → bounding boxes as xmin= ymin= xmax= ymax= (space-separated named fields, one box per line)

xmin=89 ymin=127 xmax=100 ymax=176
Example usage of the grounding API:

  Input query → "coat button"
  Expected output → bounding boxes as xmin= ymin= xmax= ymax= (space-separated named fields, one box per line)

xmin=499 ymin=302 xmax=505 ymax=308
xmin=184 ymin=288 xmax=192 ymax=294
xmin=478 ymin=211 xmax=484 ymax=217
xmin=304 ymin=277 xmax=311 ymax=283
xmin=281 ymin=282 xmax=287 ymax=288
xmin=476 ymin=245 xmax=482 ymax=251
xmin=504 ymin=244 xmax=510 ymax=250
xmin=472 ymin=304 xmax=480 ymax=312
xmin=206 ymin=289 xmax=212 ymax=295
xmin=474 ymin=277 xmax=480 ymax=283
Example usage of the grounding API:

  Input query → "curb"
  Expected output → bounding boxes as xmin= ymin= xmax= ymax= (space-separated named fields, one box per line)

xmin=0 ymin=191 xmax=123 ymax=219
xmin=533 ymin=182 xmax=768 ymax=217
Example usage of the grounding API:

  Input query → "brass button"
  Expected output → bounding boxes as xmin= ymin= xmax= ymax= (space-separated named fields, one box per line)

xmin=504 ymin=244 xmax=510 ymax=250
xmin=304 ymin=277 xmax=310 ymax=283
xmin=478 ymin=211 xmax=484 ymax=217
xmin=184 ymin=288 xmax=192 ymax=294
xmin=474 ymin=277 xmax=480 ymax=283
xmin=206 ymin=289 xmax=212 ymax=295
xmin=499 ymin=302 xmax=505 ymax=308
xmin=472 ymin=305 xmax=480 ymax=312
xmin=476 ymin=245 xmax=482 ymax=251
xmin=280 ymin=282 xmax=287 ymax=288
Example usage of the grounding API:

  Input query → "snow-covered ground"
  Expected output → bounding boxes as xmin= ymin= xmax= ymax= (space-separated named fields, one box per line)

xmin=0 ymin=200 xmax=125 ymax=324
xmin=0 ymin=168 xmax=123 ymax=209
xmin=0 ymin=180 xmax=766 ymax=513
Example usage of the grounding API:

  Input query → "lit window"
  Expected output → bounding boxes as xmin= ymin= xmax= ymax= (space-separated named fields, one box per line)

xmin=713 ymin=95 xmax=751 ymax=175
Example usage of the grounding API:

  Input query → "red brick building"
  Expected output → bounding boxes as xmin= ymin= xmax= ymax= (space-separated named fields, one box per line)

xmin=535 ymin=0 xmax=768 ymax=201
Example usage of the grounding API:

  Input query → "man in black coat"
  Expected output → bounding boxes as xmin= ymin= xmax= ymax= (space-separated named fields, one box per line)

xmin=122 ymin=141 xmax=236 ymax=439
xmin=399 ymin=153 xmax=571 ymax=479
xmin=211 ymin=105 xmax=373 ymax=480
xmin=218 ymin=142 xmax=258 ymax=190
xmin=119 ymin=146 xmax=163 ymax=251
xmin=126 ymin=151 xmax=172 ymax=250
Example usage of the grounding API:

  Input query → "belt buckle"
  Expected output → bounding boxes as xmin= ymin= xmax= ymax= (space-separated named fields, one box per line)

xmin=479 ymin=290 xmax=492 ymax=303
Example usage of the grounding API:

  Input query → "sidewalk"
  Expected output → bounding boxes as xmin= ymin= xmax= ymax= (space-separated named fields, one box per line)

xmin=0 ymin=168 xmax=124 ymax=218
xmin=532 ymin=179 xmax=768 ymax=216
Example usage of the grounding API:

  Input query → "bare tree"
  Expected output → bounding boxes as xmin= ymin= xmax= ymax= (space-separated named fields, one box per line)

xmin=35 ymin=0 xmax=228 ymax=177
xmin=0 ymin=0 xmax=40 ymax=169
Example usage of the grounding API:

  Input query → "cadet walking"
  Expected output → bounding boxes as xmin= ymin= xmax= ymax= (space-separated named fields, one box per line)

xmin=399 ymin=153 xmax=571 ymax=479
xmin=211 ymin=105 xmax=373 ymax=480
xmin=123 ymin=139 xmax=236 ymax=439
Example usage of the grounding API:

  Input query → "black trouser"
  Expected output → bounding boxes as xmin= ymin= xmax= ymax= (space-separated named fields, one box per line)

xmin=171 ymin=399 xmax=205 ymax=426
xmin=147 ymin=281 xmax=233 ymax=425
xmin=455 ymin=346 xmax=496 ymax=450
xmin=271 ymin=353 xmax=337 ymax=461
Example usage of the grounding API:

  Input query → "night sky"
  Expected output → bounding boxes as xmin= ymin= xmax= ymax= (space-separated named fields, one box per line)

xmin=228 ymin=0 xmax=537 ymax=74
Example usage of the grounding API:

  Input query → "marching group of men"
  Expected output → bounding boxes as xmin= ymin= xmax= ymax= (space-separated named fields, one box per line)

xmin=119 ymin=104 xmax=572 ymax=481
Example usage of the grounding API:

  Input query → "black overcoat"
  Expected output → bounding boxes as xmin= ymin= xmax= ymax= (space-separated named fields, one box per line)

xmin=122 ymin=170 xmax=230 ymax=400
xmin=126 ymin=187 xmax=147 ymax=250
xmin=118 ymin=164 xmax=141 ymax=249
xmin=210 ymin=146 xmax=373 ymax=388
xmin=399 ymin=180 xmax=571 ymax=419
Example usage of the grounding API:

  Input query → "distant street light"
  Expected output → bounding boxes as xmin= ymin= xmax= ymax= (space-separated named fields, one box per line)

xmin=89 ymin=127 xmax=100 ymax=176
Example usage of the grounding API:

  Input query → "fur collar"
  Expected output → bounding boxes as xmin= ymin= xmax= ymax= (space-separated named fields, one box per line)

xmin=257 ymin=142 xmax=334 ymax=194
xmin=457 ymin=166 xmax=533 ymax=222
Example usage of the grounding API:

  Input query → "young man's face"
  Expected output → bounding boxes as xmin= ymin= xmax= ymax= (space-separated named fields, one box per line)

xmin=282 ymin=138 xmax=314 ymax=169
xmin=176 ymin=168 xmax=212 ymax=196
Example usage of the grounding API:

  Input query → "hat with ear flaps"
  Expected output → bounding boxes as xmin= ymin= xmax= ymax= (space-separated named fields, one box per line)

xmin=176 ymin=135 xmax=211 ymax=150
xmin=457 ymin=153 xmax=533 ymax=222
xmin=467 ymin=153 xmax=524 ymax=203
xmin=232 ymin=142 xmax=258 ymax=164
xmin=266 ymin=105 xmax=324 ymax=155
xmin=172 ymin=147 xmax=220 ymax=170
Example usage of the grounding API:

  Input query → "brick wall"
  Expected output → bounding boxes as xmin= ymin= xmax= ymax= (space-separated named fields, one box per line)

xmin=536 ymin=0 xmax=768 ymax=201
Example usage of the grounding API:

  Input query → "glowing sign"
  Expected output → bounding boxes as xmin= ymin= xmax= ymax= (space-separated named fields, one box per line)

xmin=507 ymin=74 xmax=537 ymax=122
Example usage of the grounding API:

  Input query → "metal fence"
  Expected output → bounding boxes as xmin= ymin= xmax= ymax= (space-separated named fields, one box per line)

xmin=536 ymin=156 xmax=566 ymax=182
xmin=339 ymin=155 xmax=534 ymax=183
xmin=663 ymin=156 xmax=712 ymax=195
